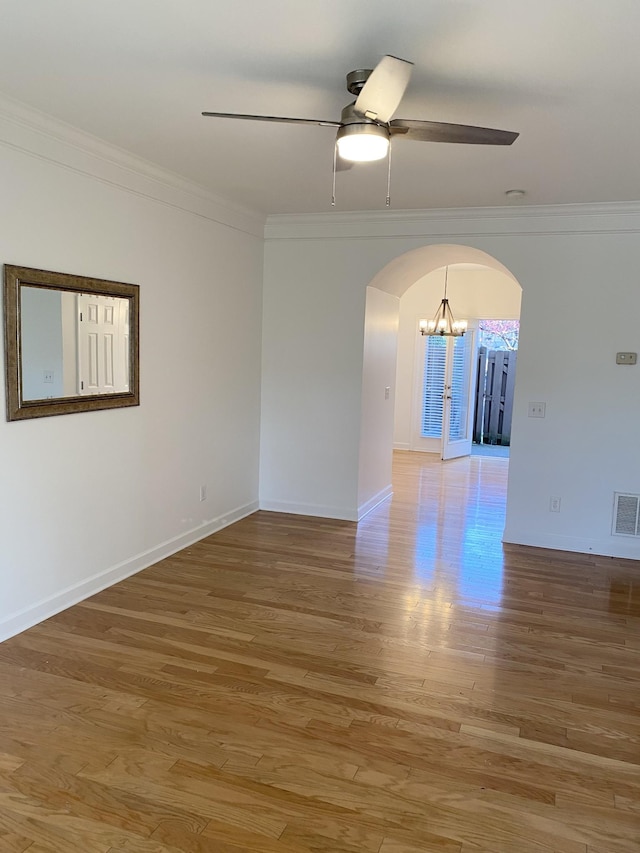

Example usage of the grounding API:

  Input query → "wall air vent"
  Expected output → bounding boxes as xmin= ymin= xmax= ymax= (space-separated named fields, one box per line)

xmin=612 ymin=493 xmax=640 ymax=536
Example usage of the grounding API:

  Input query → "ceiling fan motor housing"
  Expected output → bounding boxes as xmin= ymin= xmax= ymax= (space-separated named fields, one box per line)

xmin=340 ymin=102 xmax=382 ymax=127
xmin=346 ymin=68 xmax=373 ymax=95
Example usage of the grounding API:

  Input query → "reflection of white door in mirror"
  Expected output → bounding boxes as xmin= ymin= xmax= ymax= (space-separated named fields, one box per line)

xmin=77 ymin=293 xmax=130 ymax=395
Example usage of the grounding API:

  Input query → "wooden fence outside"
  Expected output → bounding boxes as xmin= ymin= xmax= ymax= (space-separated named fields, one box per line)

xmin=473 ymin=348 xmax=517 ymax=446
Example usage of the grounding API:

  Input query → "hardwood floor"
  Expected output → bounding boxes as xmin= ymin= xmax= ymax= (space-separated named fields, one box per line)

xmin=1 ymin=450 xmax=639 ymax=852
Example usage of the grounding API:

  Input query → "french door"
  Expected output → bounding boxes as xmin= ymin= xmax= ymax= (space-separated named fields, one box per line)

xmin=411 ymin=326 xmax=478 ymax=460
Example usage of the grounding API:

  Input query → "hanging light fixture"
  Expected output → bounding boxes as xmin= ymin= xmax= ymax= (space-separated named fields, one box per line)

xmin=335 ymin=124 xmax=390 ymax=162
xmin=419 ymin=266 xmax=467 ymax=336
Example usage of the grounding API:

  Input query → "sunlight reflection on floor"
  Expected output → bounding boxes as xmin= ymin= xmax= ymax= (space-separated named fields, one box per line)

xmin=356 ymin=452 xmax=508 ymax=616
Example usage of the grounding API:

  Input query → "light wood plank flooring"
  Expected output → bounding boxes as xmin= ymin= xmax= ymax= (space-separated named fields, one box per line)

xmin=1 ymin=451 xmax=639 ymax=852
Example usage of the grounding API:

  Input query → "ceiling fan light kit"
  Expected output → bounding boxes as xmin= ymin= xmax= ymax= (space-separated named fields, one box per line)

xmin=335 ymin=123 xmax=389 ymax=162
xmin=202 ymin=54 xmax=519 ymax=207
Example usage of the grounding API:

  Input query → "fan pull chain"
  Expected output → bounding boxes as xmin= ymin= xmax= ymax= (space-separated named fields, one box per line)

xmin=386 ymin=139 xmax=392 ymax=207
xmin=331 ymin=145 xmax=337 ymax=206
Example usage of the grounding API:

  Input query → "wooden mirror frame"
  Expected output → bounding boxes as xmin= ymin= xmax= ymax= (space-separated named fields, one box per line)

xmin=3 ymin=265 xmax=139 ymax=421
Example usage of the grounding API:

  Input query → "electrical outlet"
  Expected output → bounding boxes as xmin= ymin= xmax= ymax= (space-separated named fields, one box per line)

xmin=549 ymin=496 xmax=561 ymax=513
xmin=199 ymin=485 xmax=207 ymax=502
xmin=528 ymin=402 xmax=546 ymax=418
xmin=43 ymin=370 xmax=54 ymax=383
xmin=384 ymin=386 xmax=391 ymax=400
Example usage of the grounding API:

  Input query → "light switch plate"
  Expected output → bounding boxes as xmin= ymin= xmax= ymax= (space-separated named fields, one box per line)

xmin=528 ymin=402 xmax=546 ymax=418
xmin=616 ymin=352 xmax=637 ymax=365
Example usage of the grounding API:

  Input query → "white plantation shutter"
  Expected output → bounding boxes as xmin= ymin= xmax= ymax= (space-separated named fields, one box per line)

xmin=421 ymin=336 xmax=446 ymax=438
xmin=448 ymin=334 xmax=472 ymax=441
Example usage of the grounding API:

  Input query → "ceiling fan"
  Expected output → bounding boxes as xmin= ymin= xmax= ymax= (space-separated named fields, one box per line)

xmin=202 ymin=55 xmax=519 ymax=166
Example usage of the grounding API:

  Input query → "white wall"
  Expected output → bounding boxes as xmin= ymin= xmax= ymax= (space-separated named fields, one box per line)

xmin=0 ymin=103 xmax=265 ymax=639
xmin=394 ymin=266 xmax=521 ymax=449
xmin=357 ymin=287 xmax=399 ymax=518
xmin=260 ymin=240 xmax=369 ymax=519
xmin=504 ymin=232 xmax=640 ymax=556
xmin=263 ymin=208 xmax=640 ymax=558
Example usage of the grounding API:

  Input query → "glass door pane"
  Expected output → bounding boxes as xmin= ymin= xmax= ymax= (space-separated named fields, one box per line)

xmin=449 ymin=333 xmax=473 ymax=441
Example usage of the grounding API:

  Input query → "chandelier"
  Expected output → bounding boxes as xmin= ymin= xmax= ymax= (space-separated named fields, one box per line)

xmin=419 ymin=267 xmax=467 ymax=336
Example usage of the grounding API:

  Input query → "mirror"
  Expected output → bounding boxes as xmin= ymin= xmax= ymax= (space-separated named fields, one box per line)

xmin=4 ymin=265 xmax=139 ymax=420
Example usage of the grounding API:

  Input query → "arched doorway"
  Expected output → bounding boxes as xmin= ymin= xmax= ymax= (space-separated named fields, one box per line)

xmin=395 ymin=263 xmax=521 ymax=460
xmin=358 ymin=244 xmax=523 ymax=523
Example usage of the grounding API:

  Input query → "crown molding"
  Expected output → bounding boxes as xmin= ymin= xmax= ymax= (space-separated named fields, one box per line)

xmin=0 ymin=93 xmax=265 ymax=238
xmin=265 ymin=201 xmax=640 ymax=241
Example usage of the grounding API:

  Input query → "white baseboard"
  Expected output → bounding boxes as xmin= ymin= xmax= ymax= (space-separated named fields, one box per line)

xmin=503 ymin=527 xmax=640 ymax=559
xmin=0 ymin=500 xmax=258 ymax=642
xmin=259 ymin=499 xmax=358 ymax=522
xmin=394 ymin=445 xmax=440 ymax=455
xmin=358 ymin=486 xmax=393 ymax=521
xmin=259 ymin=488 xmax=393 ymax=523
xmin=393 ymin=442 xmax=411 ymax=451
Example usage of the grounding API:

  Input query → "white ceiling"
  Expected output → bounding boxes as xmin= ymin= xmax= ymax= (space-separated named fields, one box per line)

xmin=1 ymin=0 xmax=640 ymax=215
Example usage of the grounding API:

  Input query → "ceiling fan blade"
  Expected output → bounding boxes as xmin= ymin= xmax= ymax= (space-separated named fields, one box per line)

xmin=353 ymin=55 xmax=413 ymax=123
xmin=202 ymin=111 xmax=340 ymax=128
xmin=389 ymin=119 xmax=518 ymax=145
